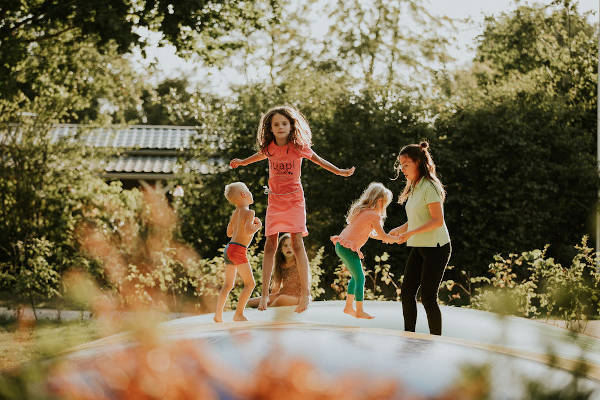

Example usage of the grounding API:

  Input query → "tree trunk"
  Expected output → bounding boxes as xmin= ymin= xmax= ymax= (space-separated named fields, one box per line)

xmin=30 ymin=294 xmax=38 ymax=321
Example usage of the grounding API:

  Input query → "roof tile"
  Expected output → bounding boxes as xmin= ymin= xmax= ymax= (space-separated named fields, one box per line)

xmin=103 ymin=155 xmax=215 ymax=175
xmin=49 ymin=124 xmax=198 ymax=150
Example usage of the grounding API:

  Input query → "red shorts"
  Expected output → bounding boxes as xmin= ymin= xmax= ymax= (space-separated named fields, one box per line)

xmin=224 ymin=242 xmax=248 ymax=265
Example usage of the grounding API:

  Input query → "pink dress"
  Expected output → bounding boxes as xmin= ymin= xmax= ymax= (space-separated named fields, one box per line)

xmin=264 ymin=141 xmax=314 ymax=237
xmin=330 ymin=210 xmax=381 ymax=259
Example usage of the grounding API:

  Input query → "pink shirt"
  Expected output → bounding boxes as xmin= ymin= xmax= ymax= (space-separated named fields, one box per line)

xmin=265 ymin=141 xmax=314 ymax=194
xmin=263 ymin=141 xmax=314 ymax=236
xmin=331 ymin=210 xmax=381 ymax=259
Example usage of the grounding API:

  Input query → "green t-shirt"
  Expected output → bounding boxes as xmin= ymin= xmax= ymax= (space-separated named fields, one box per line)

xmin=405 ymin=178 xmax=450 ymax=247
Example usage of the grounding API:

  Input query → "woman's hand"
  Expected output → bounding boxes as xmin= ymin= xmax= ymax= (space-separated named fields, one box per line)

xmin=389 ymin=227 xmax=402 ymax=236
xmin=389 ymin=226 xmax=407 ymax=236
xmin=383 ymin=234 xmax=399 ymax=244
xmin=230 ymin=158 xmax=243 ymax=168
xmin=337 ymin=166 xmax=355 ymax=177
xmin=396 ymin=231 xmax=413 ymax=244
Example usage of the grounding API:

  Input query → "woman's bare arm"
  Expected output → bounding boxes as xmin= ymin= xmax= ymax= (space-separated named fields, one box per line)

xmin=397 ymin=202 xmax=444 ymax=244
xmin=389 ymin=222 xmax=408 ymax=236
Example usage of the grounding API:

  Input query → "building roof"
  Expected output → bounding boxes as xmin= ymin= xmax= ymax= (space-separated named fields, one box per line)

xmin=104 ymin=155 xmax=182 ymax=174
xmin=49 ymin=124 xmax=199 ymax=150
xmin=103 ymin=156 xmax=212 ymax=174
xmin=6 ymin=124 xmax=216 ymax=180
xmin=50 ymin=124 xmax=216 ymax=179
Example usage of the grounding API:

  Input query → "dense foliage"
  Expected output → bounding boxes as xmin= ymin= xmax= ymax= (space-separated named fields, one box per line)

xmin=1 ymin=0 xmax=276 ymax=101
xmin=0 ymin=1 xmax=597 ymax=322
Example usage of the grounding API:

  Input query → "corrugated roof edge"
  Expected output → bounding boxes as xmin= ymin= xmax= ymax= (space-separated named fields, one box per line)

xmin=55 ymin=123 xmax=200 ymax=130
xmin=49 ymin=124 xmax=203 ymax=150
xmin=5 ymin=123 xmax=206 ymax=151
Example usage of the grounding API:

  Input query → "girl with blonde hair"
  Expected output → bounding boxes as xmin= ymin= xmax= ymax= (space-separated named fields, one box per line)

xmin=331 ymin=182 xmax=397 ymax=319
xmin=230 ymin=105 xmax=355 ymax=313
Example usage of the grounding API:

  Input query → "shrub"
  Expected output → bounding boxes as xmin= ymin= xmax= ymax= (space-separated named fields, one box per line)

xmin=469 ymin=236 xmax=600 ymax=332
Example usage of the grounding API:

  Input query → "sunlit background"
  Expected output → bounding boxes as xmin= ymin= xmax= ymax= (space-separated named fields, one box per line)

xmin=0 ymin=0 xmax=599 ymax=398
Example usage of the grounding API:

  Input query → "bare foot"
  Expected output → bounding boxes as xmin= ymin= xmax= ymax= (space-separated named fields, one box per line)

xmin=258 ymin=295 xmax=269 ymax=311
xmin=213 ymin=315 xmax=223 ymax=323
xmin=233 ymin=313 xmax=248 ymax=322
xmin=355 ymin=311 xmax=374 ymax=319
xmin=343 ymin=308 xmax=356 ymax=317
xmin=295 ymin=294 xmax=310 ymax=313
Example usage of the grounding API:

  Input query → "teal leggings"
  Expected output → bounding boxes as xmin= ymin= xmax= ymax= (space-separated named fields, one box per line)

xmin=335 ymin=243 xmax=365 ymax=301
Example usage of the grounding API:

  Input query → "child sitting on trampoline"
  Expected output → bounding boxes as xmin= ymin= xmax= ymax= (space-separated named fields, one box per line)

xmin=331 ymin=182 xmax=397 ymax=319
xmin=214 ymin=182 xmax=262 ymax=323
xmin=247 ymin=233 xmax=302 ymax=308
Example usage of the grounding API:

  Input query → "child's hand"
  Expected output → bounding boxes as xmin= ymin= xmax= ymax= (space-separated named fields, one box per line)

xmin=338 ymin=166 xmax=355 ymax=177
xmin=383 ymin=234 xmax=398 ymax=244
xmin=389 ymin=227 xmax=404 ymax=236
xmin=230 ymin=158 xmax=243 ymax=169
xmin=253 ymin=217 xmax=262 ymax=229
xmin=396 ymin=231 xmax=411 ymax=244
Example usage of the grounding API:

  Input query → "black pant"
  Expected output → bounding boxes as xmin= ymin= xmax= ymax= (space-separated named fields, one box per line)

xmin=401 ymin=243 xmax=451 ymax=335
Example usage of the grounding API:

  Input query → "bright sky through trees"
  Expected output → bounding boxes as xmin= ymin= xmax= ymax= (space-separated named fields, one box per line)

xmin=128 ymin=0 xmax=598 ymax=93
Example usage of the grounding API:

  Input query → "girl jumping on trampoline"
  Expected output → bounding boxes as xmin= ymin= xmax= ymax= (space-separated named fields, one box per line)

xmin=230 ymin=105 xmax=355 ymax=313
xmin=331 ymin=182 xmax=397 ymax=319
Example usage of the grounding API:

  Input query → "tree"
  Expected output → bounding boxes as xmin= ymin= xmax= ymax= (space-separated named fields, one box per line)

xmin=1 ymin=0 xmax=279 ymax=101
xmin=321 ymin=0 xmax=454 ymax=87
xmin=475 ymin=1 xmax=596 ymax=113
xmin=125 ymin=77 xmax=199 ymax=126
xmin=0 ymin=111 xmax=107 ymax=308
xmin=433 ymin=2 xmax=598 ymax=279
xmin=193 ymin=0 xmax=455 ymax=90
xmin=239 ymin=0 xmax=317 ymax=85
xmin=4 ymin=238 xmax=60 ymax=318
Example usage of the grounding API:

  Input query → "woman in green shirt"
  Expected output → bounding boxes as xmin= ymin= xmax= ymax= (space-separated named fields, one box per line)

xmin=390 ymin=142 xmax=451 ymax=335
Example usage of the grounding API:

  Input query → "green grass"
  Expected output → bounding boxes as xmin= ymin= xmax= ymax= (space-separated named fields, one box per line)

xmin=0 ymin=318 xmax=101 ymax=371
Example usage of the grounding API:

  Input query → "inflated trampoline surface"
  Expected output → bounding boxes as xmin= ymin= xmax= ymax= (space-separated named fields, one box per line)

xmin=63 ymin=301 xmax=600 ymax=399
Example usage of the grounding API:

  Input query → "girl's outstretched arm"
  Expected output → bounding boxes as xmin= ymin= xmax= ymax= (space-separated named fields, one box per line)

xmin=309 ymin=152 xmax=355 ymax=177
xmin=371 ymin=219 xmax=397 ymax=244
xmin=230 ymin=152 xmax=267 ymax=168
xmin=389 ymin=223 xmax=408 ymax=237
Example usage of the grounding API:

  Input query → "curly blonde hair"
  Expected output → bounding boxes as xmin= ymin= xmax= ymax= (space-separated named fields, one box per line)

xmin=346 ymin=182 xmax=393 ymax=225
xmin=256 ymin=106 xmax=313 ymax=155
